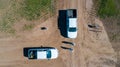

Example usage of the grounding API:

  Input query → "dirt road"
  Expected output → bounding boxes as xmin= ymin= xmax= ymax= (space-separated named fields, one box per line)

xmin=0 ymin=0 xmax=116 ymax=67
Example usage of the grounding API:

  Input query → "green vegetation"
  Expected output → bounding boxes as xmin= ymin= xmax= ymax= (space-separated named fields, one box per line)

xmin=111 ymin=33 xmax=120 ymax=41
xmin=93 ymin=0 xmax=120 ymax=42
xmin=0 ymin=0 xmax=17 ymax=34
xmin=22 ymin=24 xmax=35 ymax=31
xmin=21 ymin=0 xmax=53 ymax=20
xmin=97 ymin=0 xmax=119 ymax=18
xmin=0 ymin=16 xmax=16 ymax=34
xmin=0 ymin=0 xmax=9 ymax=9
xmin=0 ymin=0 xmax=55 ymax=34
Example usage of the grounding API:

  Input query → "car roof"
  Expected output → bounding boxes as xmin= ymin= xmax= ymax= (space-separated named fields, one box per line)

xmin=69 ymin=18 xmax=77 ymax=27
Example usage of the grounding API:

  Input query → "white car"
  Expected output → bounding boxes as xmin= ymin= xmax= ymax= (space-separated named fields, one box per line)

xmin=66 ymin=9 xmax=77 ymax=38
xmin=28 ymin=47 xmax=58 ymax=60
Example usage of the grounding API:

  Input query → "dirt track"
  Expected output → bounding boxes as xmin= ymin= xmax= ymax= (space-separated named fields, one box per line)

xmin=0 ymin=0 xmax=116 ymax=67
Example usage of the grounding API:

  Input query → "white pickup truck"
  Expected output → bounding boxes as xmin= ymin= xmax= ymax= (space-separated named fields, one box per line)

xmin=28 ymin=47 xmax=58 ymax=60
xmin=66 ymin=9 xmax=77 ymax=38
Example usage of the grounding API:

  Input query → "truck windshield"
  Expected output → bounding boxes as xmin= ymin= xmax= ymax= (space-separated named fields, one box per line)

xmin=28 ymin=50 xmax=37 ymax=59
xmin=69 ymin=27 xmax=77 ymax=32
xmin=47 ymin=50 xmax=51 ymax=59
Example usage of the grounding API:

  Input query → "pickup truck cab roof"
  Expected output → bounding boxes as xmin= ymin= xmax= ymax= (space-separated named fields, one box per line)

xmin=66 ymin=9 xmax=77 ymax=38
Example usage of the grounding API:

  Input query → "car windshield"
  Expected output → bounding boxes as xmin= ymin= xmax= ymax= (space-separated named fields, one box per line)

xmin=69 ymin=27 xmax=77 ymax=32
xmin=47 ymin=50 xmax=51 ymax=59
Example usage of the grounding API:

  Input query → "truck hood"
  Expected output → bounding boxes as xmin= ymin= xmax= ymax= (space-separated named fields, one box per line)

xmin=67 ymin=31 xmax=77 ymax=38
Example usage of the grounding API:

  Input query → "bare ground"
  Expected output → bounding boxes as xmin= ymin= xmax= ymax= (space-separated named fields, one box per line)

xmin=0 ymin=0 xmax=116 ymax=67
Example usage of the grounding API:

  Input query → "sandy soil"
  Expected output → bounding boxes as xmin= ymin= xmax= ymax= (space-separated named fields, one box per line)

xmin=0 ymin=0 xmax=116 ymax=67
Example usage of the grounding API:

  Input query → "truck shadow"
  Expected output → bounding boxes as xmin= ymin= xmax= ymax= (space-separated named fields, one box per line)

xmin=58 ymin=10 xmax=67 ymax=38
xmin=23 ymin=47 xmax=35 ymax=57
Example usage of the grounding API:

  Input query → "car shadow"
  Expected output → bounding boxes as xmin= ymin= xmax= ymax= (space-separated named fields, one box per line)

xmin=58 ymin=10 xmax=67 ymax=38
